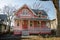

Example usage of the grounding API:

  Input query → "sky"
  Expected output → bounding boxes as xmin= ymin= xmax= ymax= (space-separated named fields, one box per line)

xmin=0 ymin=0 xmax=57 ymax=20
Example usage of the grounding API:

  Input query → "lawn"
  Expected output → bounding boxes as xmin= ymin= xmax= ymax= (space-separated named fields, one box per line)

xmin=21 ymin=36 xmax=60 ymax=40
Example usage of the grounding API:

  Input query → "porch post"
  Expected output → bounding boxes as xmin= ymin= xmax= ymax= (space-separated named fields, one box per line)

xmin=33 ymin=20 xmax=34 ymax=28
xmin=21 ymin=20 xmax=23 ymax=29
xmin=28 ymin=20 xmax=30 ymax=29
xmin=39 ymin=21 xmax=41 ymax=27
xmin=20 ymin=20 xmax=22 ymax=30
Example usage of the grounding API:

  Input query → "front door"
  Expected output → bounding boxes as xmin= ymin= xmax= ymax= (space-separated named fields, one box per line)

xmin=22 ymin=20 xmax=29 ymax=36
xmin=22 ymin=20 xmax=28 ymax=29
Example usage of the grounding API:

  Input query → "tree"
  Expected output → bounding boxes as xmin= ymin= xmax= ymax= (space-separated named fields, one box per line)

xmin=52 ymin=0 xmax=60 ymax=36
xmin=3 ymin=5 xmax=16 ymax=32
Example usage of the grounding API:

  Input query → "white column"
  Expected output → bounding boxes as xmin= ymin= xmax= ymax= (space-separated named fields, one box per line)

xmin=39 ymin=21 xmax=41 ymax=27
xmin=20 ymin=20 xmax=23 ymax=30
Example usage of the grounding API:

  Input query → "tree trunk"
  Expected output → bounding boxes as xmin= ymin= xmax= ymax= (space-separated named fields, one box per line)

xmin=52 ymin=0 xmax=60 ymax=36
xmin=56 ymin=11 xmax=60 ymax=36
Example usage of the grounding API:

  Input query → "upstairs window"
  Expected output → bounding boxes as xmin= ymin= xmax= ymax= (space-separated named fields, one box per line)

xmin=38 ymin=12 xmax=42 ymax=17
xmin=23 ymin=9 xmax=27 ymax=15
xmin=39 ymin=14 xmax=42 ymax=17
xmin=20 ymin=9 xmax=30 ymax=16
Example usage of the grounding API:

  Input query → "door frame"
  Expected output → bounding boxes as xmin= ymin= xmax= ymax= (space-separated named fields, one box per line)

xmin=22 ymin=20 xmax=28 ymax=29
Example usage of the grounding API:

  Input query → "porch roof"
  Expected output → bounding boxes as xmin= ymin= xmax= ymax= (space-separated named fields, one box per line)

xmin=14 ymin=18 xmax=50 ymax=21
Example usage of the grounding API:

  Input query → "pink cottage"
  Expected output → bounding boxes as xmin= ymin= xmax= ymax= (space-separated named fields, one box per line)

xmin=14 ymin=4 xmax=51 ymax=36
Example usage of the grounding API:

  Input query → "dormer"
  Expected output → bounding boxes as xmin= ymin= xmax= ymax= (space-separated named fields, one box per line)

xmin=38 ymin=11 xmax=42 ymax=17
xmin=40 ymin=10 xmax=48 ymax=19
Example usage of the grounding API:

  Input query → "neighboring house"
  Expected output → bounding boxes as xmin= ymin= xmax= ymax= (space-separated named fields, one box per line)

xmin=50 ymin=19 xmax=57 ymax=30
xmin=13 ymin=4 xmax=52 ymax=35
xmin=0 ymin=14 xmax=8 ymax=34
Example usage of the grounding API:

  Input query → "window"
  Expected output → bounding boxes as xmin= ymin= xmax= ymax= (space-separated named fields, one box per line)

xmin=4 ymin=26 xmax=6 ymax=30
xmin=30 ymin=21 xmax=33 ymax=27
xmin=22 ymin=9 xmax=29 ymax=16
xmin=20 ymin=9 xmax=31 ymax=16
xmin=38 ymin=12 xmax=42 ymax=17
xmin=37 ymin=21 xmax=41 ymax=27
xmin=17 ymin=22 xmax=19 ymax=26
xmin=17 ymin=21 xmax=19 ymax=26
xmin=39 ymin=14 xmax=41 ymax=17
xmin=23 ymin=9 xmax=27 ymax=15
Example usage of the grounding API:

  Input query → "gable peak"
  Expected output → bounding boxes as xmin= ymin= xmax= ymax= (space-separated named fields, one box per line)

xmin=22 ymin=4 xmax=29 ymax=8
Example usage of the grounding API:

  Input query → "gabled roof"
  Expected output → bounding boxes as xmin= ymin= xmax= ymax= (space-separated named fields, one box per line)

xmin=15 ymin=4 xmax=48 ymax=16
xmin=32 ymin=9 xmax=48 ymax=16
xmin=0 ymin=14 xmax=7 ymax=20
xmin=14 ymin=17 xmax=49 ymax=21
xmin=15 ymin=4 xmax=36 ymax=15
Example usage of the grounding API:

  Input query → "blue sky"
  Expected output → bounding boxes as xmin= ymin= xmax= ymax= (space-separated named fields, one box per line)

xmin=0 ymin=0 xmax=57 ymax=20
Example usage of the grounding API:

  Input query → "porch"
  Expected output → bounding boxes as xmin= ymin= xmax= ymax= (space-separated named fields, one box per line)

xmin=14 ymin=19 xmax=50 ymax=29
xmin=14 ymin=19 xmax=51 ymax=35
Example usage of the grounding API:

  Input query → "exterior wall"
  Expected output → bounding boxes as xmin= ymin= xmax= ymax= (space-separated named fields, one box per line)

xmin=1 ymin=25 xmax=5 ymax=32
xmin=50 ymin=19 xmax=57 ymax=30
xmin=46 ymin=21 xmax=51 ymax=28
xmin=14 ymin=20 xmax=22 ymax=31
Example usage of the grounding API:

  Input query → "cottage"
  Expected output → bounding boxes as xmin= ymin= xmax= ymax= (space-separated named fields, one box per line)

xmin=14 ymin=4 xmax=51 ymax=36
xmin=0 ymin=14 xmax=8 ymax=34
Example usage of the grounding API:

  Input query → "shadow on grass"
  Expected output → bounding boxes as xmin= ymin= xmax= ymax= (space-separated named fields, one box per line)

xmin=0 ymin=33 xmax=60 ymax=40
xmin=0 ymin=34 xmax=22 ymax=40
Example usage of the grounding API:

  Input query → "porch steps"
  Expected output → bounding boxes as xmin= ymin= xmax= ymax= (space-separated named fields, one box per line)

xmin=22 ymin=30 xmax=29 ymax=36
xmin=21 ymin=35 xmax=41 ymax=39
